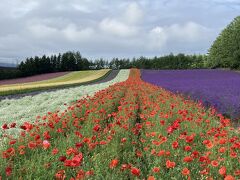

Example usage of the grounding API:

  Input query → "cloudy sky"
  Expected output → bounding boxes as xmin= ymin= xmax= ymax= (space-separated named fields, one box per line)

xmin=0 ymin=0 xmax=239 ymax=63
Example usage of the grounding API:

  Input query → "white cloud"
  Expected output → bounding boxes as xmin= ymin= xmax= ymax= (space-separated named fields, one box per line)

xmin=62 ymin=24 xmax=94 ymax=42
xmin=0 ymin=0 xmax=238 ymax=60
xmin=99 ymin=18 xmax=137 ymax=37
xmin=168 ymin=22 xmax=209 ymax=41
xmin=148 ymin=27 xmax=168 ymax=49
xmin=28 ymin=24 xmax=59 ymax=38
xmin=213 ymin=0 xmax=240 ymax=3
xmin=0 ymin=0 xmax=39 ymax=18
xmin=28 ymin=22 xmax=94 ymax=42
xmin=71 ymin=4 xmax=92 ymax=13
xmin=99 ymin=2 xmax=143 ymax=38
xmin=123 ymin=2 xmax=143 ymax=25
xmin=148 ymin=22 xmax=210 ymax=50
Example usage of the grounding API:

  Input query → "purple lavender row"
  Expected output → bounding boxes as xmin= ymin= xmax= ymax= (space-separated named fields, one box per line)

xmin=141 ymin=69 xmax=240 ymax=120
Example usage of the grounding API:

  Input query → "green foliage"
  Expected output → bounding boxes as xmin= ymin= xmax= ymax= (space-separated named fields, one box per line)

xmin=208 ymin=16 xmax=240 ymax=69
xmin=0 ymin=68 xmax=21 ymax=80
xmin=108 ymin=54 xmax=207 ymax=70
xmin=18 ymin=51 xmax=91 ymax=77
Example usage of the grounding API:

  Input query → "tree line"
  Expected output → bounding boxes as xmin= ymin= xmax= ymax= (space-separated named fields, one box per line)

xmin=18 ymin=51 xmax=91 ymax=76
xmin=0 ymin=52 xmax=208 ymax=80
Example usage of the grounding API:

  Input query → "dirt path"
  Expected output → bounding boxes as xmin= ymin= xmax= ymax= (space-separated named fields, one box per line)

xmin=87 ymin=70 xmax=119 ymax=85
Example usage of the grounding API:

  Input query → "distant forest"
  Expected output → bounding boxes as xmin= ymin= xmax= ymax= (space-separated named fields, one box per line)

xmin=0 ymin=51 xmax=207 ymax=80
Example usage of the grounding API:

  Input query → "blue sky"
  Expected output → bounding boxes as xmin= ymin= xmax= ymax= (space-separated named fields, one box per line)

xmin=0 ymin=0 xmax=239 ymax=63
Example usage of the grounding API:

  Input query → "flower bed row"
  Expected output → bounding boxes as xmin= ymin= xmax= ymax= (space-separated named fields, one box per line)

xmin=141 ymin=69 xmax=240 ymax=121
xmin=0 ymin=69 xmax=239 ymax=179
xmin=0 ymin=70 xmax=129 ymax=137
xmin=0 ymin=69 xmax=110 ymax=96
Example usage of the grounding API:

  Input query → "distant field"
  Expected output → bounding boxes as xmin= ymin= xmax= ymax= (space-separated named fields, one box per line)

xmin=0 ymin=69 xmax=110 ymax=96
xmin=0 ymin=72 xmax=70 ymax=85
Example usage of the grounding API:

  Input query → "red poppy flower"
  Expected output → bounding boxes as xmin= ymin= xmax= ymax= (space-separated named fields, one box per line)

xmin=109 ymin=159 xmax=119 ymax=169
xmin=224 ymin=175 xmax=235 ymax=180
xmin=211 ymin=160 xmax=219 ymax=167
xmin=206 ymin=141 xmax=214 ymax=149
xmin=147 ymin=176 xmax=155 ymax=180
xmin=66 ymin=148 xmax=77 ymax=156
xmin=42 ymin=140 xmax=50 ymax=150
xmin=64 ymin=153 xmax=83 ymax=167
xmin=166 ymin=160 xmax=176 ymax=168
xmin=85 ymin=170 xmax=94 ymax=176
xmin=55 ymin=170 xmax=65 ymax=180
xmin=9 ymin=123 xmax=16 ymax=128
xmin=172 ymin=141 xmax=179 ymax=149
xmin=233 ymin=169 xmax=240 ymax=176
xmin=93 ymin=124 xmax=101 ymax=132
xmin=136 ymin=150 xmax=142 ymax=157
xmin=183 ymin=156 xmax=193 ymax=163
xmin=182 ymin=168 xmax=190 ymax=176
xmin=131 ymin=167 xmax=141 ymax=176
xmin=28 ymin=141 xmax=37 ymax=149
xmin=219 ymin=166 xmax=226 ymax=176
xmin=34 ymin=134 xmax=41 ymax=141
xmin=160 ymin=120 xmax=165 ymax=125
xmin=191 ymin=151 xmax=199 ymax=158
xmin=43 ymin=131 xmax=51 ymax=140
xmin=152 ymin=167 xmax=160 ymax=173
xmin=121 ymin=138 xmax=127 ymax=143
xmin=2 ymin=124 xmax=9 ymax=130
xmin=185 ymin=135 xmax=195 ymax=143
xmin=200 ymin=169 xmax=209 ymax=175
xmin=219 ymin=138 xmax=227 ymax=145
xmin=167 ymin=126 xmax=174 ymax=134
xmin=52 ymin=148 xmax=59 ymax=155
xmin=230 ymin=151 xmax=237 ymax=158
xmin=184 ymin=145 xmax=192 ymax=151
xmin=59 ymin=156 xmax=67 ymax=162
xmin=5 ymin=167 xmax=12 ymax=176
xmin=75 ymin=142 xmax=83 ymax=148
xmin=9 ymin=140 xmax=17 ymax=145
xmin=7 ymin=148 xmax=16 ymax=155
xmin=76 ymin=169 xmax=85 ymax=179
xmin=218 ymin=147 xmax=226 ymax=153
xmin=121 ymin=164 xmax=130 ymax=171
xmin=157 ymin=150 xmax=165 ymax=156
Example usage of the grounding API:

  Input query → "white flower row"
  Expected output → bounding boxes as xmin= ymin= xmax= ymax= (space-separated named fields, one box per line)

xmin=0 ymin=70 xmax=129 ymax=135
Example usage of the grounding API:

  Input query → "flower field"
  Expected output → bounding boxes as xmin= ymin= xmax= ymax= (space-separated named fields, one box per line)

xmin=0 ymin=69 xmax=239 ymax=179
xmin=0 ymin=69 xmax=110 ymax=96
xmin=0 ymin=72 xmax=70 ymax=86
xmin=0 ymin=70 xmax=129 ymax=137
xmin=142 ymin=69 xmax=240 ymax=122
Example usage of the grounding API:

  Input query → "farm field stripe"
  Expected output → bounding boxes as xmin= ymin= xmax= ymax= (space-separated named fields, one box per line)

xmin=0 ymin=72 xmax=71 ymax=86
xmin=87 ymin=70 xmax=120 ymax=85
xmin=0 ymin=69 xmax=110 ymax=96
xmin=0 ymin=69 xmax=119 ymax=100
xmin=0 ymin=69 xmax=239 ymax=179
xmin=141 ymin=69 xmax=240 ymax=123
xmin=0 ymin=70 xmax=129 ymax=137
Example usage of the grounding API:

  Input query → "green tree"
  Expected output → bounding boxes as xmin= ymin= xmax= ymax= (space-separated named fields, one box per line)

xmin=208 ymin=16 xmax=240 ymax=69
